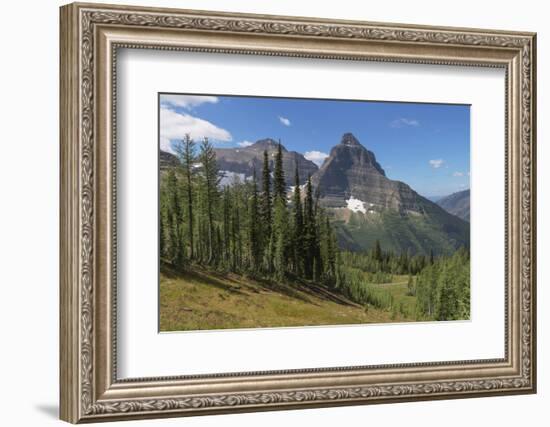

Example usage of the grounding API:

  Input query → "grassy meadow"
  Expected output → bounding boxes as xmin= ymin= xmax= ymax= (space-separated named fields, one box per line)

xmin=159 ymin=265 xmax=417 ymax=331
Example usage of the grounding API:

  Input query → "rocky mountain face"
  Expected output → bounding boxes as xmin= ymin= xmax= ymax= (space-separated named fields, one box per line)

xmin=437 ymin=189 xmax=470 ymax=222
xmin=310 ymin=133 xmax=469 ymax=255
xmin=214 ymin=138 xmax=318 ymax=186
xmin=311 ymin=133 xmax=422 ymax=213
xmin=159 ymin=150 xmax=180 ymax=170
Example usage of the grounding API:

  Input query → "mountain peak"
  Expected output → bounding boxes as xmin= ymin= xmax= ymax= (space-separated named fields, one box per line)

xmin=340 ymin=133 xmax=362 ymax=147
xmin=250 ymin=138 xmax=287 ymax=152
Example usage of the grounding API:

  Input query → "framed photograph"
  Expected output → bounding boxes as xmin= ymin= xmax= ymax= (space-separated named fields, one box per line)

xmin=60 ymin=2 xmax=537 ymax=423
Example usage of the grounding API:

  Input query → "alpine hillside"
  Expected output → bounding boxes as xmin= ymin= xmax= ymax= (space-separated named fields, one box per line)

xmin=436 ymin=189 xmax=470 ymax=222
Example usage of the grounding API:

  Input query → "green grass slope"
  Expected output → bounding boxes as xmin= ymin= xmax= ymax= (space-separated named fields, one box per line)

xmin=159 ymin=265 xmax=415 ymax=331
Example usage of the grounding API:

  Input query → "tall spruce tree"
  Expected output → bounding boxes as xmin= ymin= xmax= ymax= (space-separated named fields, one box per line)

xmin=303 ymin=175 xmax=315 ymax=279
xmin=165 ymin=168 xmax=184 ymax=266
xmin=199 ymin=137 xmax=220 ymax=263
xmin=292 ymin=167 xmax=303 ymax=275
xmin=260 ymin=150 xmax=272 ymax=271
xmin=273 ymin=196 xmax=288 ymax=281
xmin=312 ymin=199 xmax=323 ymax=283
xmin=272 ymin=142 xmax=289 ymax=280
xmin=273 ymin=141 xmax=286 ymax=202
xmin=320 ymin=215 xmax=337 ymax=286
xmin=173 ymin=134 xmax=196 ymax=259
xmin=222 ymin=186 xmax=231 ymax=267
xmin=248 ymin=168 xmax=261 ymax=272
xmin=261 ymin=150 xmax=272 ymax=227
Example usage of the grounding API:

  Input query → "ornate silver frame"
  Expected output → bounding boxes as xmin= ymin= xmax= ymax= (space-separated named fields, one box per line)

xmin=60 ymin=2 xmax=537 ymax=423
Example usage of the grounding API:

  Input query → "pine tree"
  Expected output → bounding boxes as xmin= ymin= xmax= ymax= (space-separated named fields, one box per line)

xmin=273 ymin=197 xmax=289 ymax=281
xmin=222 ymin=186 xmax=231 ymax=267
xmin=214 ymin=225 xmax=222 ymax=267
xmin=273 ymin=141 xmax=286 ymax=202
xmin=260 ymin=150 xmax=272 ymax=272
xmin=164 ymin=169 xmax=184 ymax=266
xmin=261 ymin=150 xmax=272 ymax=228
xmin=303 ymin=175 xmax=315 ymax=279
xmin=199 ymin=137 xmax=220 ymax=263
xmin=173 ymin=134 xmax=196 ymax=259
xmin=321 ymin=215 xmax=337 ymax=286
xmin=292 ymin=167 xmax=304 ymax=275
xmin=312 ymin=199 xmax=323 ymax=283
xmin=231 ymin=184 xmax=243 ymax=271
xmin=272 ymin=142 xmax=289 ymax=280
xmin=248 ymin=168 xmax=261 ymax=272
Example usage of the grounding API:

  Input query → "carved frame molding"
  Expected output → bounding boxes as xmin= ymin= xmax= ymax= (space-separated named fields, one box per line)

xmin=60 ymin=2 xmax=536 ymax=423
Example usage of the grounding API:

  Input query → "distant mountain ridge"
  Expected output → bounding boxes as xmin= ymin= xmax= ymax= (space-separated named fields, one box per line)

xmin=437 ymin=189 xmax=470 ymax=222
xmin=214 ymin=138 xmax=318 ymax=186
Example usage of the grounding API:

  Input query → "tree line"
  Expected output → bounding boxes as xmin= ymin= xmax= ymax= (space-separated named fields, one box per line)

xmin=160 ymin=135 xmax=340 ymax=287
xmin=414 ymin=247 xmax=470 ymax=320
xmin=339 ymin=241 xmax=434 ymax=276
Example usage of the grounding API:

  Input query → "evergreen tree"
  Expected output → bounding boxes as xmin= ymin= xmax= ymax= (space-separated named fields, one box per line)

xmin=248 ymin=168 xmax=261 ymax=272
xmin=173 ymin=134 xmax=196 ymax=259
xmin=303 ymin=175 xmax=315 ymax=279
xmin=292 ymin=167 xmax=304 ymax=275
xmin=312 ymin=199 xmax=323 ymax=283
xmin=222 ymin=186 xmax=231 ymax=267
xmin=199 ymin=137 xmax=220 ymax=263
xmin=260 ymin=150 xmax=272 ymax=271
xmin=273 ymin=141 xmax=286 ymax=202
xmin=164 ymin=169 xmax=184 ymax=266
xmin=272 ymin=145 xmax=288 ymax=280
xmin=231 ymin=183 xmax=243 ymax=270
xmin=320 ymin=215 xmax=337 ymax=286
xmin=273 ymin=197 xmax=289 ymax=280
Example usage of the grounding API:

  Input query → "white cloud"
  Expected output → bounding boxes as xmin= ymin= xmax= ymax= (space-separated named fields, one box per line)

xmin=391 ymin=118 xmax=420 ymax=128
xmin=237 ymin=140 xmax=254 ymax=147
xmin=160 ymin=107 xmax=232 ymax=153
xmin=278 ymin=116 xmax=291 ymax=126
xmin=453 ymin=171 xmax=464 ymax=177
xmin=160 ymin=94 xmax=219 ymax=109
xmin=429 ymin=159 xmax=445 ymax=169
xmin=304 ymin=150 xmax=329 ymax=167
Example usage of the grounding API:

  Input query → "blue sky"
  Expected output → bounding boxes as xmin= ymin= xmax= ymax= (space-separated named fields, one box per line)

xmin=159 ymin=93 xmax=470 ymax=197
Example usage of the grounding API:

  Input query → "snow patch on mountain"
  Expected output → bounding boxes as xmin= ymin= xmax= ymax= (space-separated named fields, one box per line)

xmin=219 ymin=170 xmax=249 ymax=187
xmin=346 ymin=196 xmax=367 ymax=214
